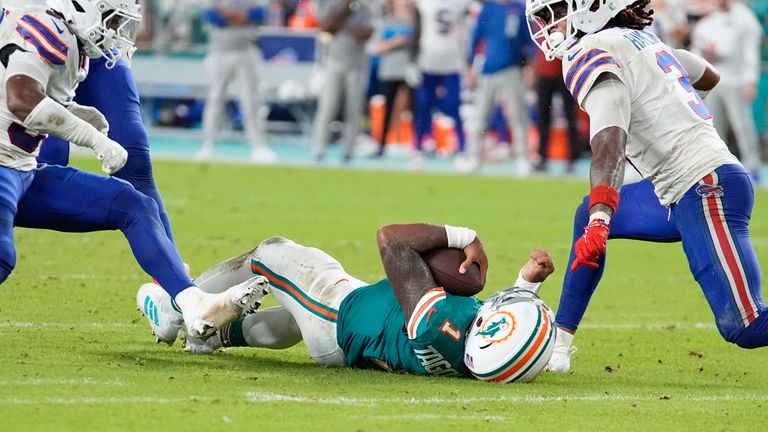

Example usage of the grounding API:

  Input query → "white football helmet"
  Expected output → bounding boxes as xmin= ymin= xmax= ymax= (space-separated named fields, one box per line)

xmin=526 ymin=0 xmax=634 ymax=60
xmin=46 ymin=0 xmax=141 ymax=68
xmin=463 ymin=288 xmax=555 ymax=383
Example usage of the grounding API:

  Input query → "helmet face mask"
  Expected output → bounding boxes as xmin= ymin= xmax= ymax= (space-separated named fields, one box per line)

xmin=526 ymin=0 xmax=634 ymax=60
xmin=525 ymin=0 xmax=573 ymax=60
xmin=463 ymin=288 xmax=556 ymax=383
xmin=48 ymin=0 xmax=141 ymax=68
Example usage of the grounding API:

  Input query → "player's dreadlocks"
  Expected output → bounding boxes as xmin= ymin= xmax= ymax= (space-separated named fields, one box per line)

xmin=608 ymin=0 xmax=654 ymax=30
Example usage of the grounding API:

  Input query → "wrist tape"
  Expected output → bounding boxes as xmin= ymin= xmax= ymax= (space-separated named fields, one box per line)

xmin=445 ymin=225 xmax=476 ymax=249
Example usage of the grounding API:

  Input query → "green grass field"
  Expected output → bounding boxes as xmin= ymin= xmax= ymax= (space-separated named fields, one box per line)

xmin=2 ymin=158 xmax=767 ymax=431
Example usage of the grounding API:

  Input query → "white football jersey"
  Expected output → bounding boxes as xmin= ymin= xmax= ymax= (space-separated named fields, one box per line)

xmin=0 ymin=5 xmax=87 ymax=170
xmin=562 ymin=27 xmax=738 ymax=206
xmin=416 ymin=0 xmax=471 ymax=74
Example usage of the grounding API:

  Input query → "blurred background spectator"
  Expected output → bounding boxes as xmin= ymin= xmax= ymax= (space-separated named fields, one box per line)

xmin=690 ymin=0 xmax=763 ymax=182
xmin=311 ymin=0 xmax=374 ymax=165
xmin=106 ymin=0 xmax=766 ymax=177
xmin=370 ymin=0 xmax=416 ymax=158
xmin=410 ymin=0 xmax=472 ymax=169
xmin=460 ymin=0 xmax=533 ymax=176
xmin=197 ymin=0 xmax=277 ymax=163
xmin=533 ymin=49 xmax=581 ymax=174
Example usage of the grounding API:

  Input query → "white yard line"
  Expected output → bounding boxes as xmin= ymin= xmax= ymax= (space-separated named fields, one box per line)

xmin=346 ymin=414 xmax=508 ymax=421
xmin=244 ymin=392 xmax=768 ymax=406
xmin=2 ymin=392 xmax=765 ymax=407
xmin=4 ymin=396 xmax=216 ymax=405
xmin=0 ymin=322 xmax=140 ymax=329
xmin=0 ymin=377 xmax=124 ymax=386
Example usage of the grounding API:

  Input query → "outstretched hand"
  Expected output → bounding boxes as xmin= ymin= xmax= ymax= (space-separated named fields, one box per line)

xmin=460 ymin=238 xmax=488 ymax=286
xmin=521 ymin=248 xmax=555 ymax=283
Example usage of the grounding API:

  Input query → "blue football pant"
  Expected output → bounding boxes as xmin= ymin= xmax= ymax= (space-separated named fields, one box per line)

xmin=413 ymin=73 xmax=466 ymax=152
xmin=558 ymin=168 xmax=767 ymax=348
xmin=14 ymin=164 xmax=193 ymax=297
xmin=0 ymin=167 xmax=34 ymax=283
xmin=38 ymin=58 xmax=175 ymax=243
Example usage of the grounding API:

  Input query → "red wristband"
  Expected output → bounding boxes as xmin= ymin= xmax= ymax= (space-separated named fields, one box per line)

xmin=588 ymin=185 xmax=620 ymax=213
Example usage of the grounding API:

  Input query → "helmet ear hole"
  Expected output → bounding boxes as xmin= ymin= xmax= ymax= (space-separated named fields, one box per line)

xmin=72 ymin=0 xmax=85 ymax=13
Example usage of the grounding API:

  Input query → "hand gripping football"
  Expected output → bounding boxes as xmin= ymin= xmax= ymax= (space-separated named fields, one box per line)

xmin=422 ymin=248 xmax=484 ymax=296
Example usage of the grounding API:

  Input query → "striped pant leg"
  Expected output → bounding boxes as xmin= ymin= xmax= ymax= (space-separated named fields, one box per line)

xmin=249 ymin=237 xmax=369 ymax=365
xmin=673 ymin=165 xmax=767 ymax=347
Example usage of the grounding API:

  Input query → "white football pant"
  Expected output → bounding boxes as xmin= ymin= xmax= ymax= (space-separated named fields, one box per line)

xmin=194 ymin=237 xmax=368 ymax=367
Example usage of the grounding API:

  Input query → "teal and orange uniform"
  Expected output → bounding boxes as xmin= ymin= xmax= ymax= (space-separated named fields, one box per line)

xmin=336 ymin=279 xmax=482 ymax=377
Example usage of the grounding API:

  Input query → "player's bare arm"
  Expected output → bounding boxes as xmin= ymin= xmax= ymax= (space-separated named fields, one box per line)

xmin=5 ymin=74 xmax=45 ymax=121
xmin=672 ymin=48 xmax=720 ymax=93
xmin=377 ymin=223 xmax=488 ymax=317
xmin=589 ymin=125 xmax=627 ymax=217
xmin=570 ymin=73 xmax=631 ymax=270
xmin=587 ymin=74 xmax=628 ymax=218
xmin=693 ymin=65 xmax=719 ymax=91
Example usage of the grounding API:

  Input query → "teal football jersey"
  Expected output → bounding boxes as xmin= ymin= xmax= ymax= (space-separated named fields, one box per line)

xmin=336 ymin=279 xmax=483 ymax=377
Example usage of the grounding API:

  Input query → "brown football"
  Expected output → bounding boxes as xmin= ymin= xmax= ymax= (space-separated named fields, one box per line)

xmin=422 ymin=248 xmax=484 ymax=297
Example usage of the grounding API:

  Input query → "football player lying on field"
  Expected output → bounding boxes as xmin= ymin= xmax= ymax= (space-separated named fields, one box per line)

xmin=139 ymin=223 xmax=558 ymax=383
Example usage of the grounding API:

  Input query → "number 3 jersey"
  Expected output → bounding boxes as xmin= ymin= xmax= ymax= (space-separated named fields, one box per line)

xmin=337 ymin=279 xmax=482 ymax=377
xmin=562 ymin=27 xmax=738 ymax=206
xmin=0 ymin=6 xmax=87 ymax=171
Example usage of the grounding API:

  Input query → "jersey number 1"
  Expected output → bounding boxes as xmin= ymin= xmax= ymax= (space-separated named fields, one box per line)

xmin=440 ymin=320 xmax=462 ymax=341
xmin=655 ymin=50 xmax=711 ymax=120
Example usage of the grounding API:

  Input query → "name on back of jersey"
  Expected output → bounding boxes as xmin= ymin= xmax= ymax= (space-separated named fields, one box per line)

xmin=622 ymin=30 xmax=661 ymax=52
xmin=414 ymin=345 xmax=459 ymax=377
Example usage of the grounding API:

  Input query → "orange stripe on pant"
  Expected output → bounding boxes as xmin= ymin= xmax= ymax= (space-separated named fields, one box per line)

xmin=251 ymin=262 xmax=338 ymax=321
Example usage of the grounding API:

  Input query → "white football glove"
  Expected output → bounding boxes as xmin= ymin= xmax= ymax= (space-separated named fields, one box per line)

xmin=91 ymin=136 xmax=128 ymax=175
xmin=66 ymin=103 xmax=109 ymax=134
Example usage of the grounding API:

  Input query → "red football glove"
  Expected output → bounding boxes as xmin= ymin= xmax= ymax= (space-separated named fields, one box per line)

xmin=571 ymin=219 xmax=610 ymax=271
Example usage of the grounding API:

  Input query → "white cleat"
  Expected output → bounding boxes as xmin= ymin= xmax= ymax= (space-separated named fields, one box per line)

xmin=545 ymin=327 xmax=576 ymax=372
xmin=175 ymin=276 xmax=270 ymax=340
xmin=136 ymin=283 xmax=184 ymax=345
xmin=545 ymin=345 xmax=577 ymax=372
xmin=183 ymin=332 xmax=220 ymax=355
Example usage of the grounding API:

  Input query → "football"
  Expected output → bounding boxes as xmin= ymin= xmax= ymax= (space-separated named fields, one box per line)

xmin=422 ymin=248 xmax=484 ymax=296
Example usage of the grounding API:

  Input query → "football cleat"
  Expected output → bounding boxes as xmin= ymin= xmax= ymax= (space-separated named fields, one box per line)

xmin=545 ymin=327 xmax=577 ymax=372
xmin=175 ymin=276 xmax=270 ymax=340
xmin=136 ymin=283 xmax=184 ymax=345
xmin=183 ymin=332 xmax=220 ymax=355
